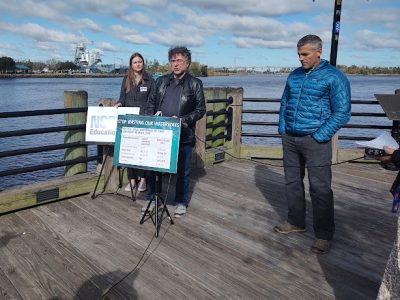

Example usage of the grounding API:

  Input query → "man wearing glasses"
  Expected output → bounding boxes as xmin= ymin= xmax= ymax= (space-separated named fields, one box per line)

xmin=146 ymin=46 xmax=205 ymax=218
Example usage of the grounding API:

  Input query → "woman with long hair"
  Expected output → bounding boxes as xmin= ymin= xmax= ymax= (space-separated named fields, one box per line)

xmin=115 ymin=52 xmax=156 ymax=192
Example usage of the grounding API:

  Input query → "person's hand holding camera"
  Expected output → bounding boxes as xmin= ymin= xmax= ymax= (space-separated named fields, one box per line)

xmin=376 ymin=146 xmax=395 ymax=162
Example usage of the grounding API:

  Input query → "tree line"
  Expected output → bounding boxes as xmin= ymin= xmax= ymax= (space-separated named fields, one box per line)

xmin=0 ymin=57 xmax=79 ymax=73
xmin=0 ymin=56 xmax=208 ymax=77
xmin=337 ymin=65 xmax=400 ymax=75
xmin=0 ymin=56 xmax=399 ymax=76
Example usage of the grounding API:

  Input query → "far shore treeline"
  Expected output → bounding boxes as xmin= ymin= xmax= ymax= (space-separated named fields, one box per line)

xmin=0 ymin=56 xmax=399 ymax=77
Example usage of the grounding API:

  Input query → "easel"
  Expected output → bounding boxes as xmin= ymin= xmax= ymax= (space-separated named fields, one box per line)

xmin=91 ymin=145 xmax=137 ymax=201
xmin=113 ymin=114 xmax=182 ymax=237
xmin=140 ymin=172 xmax=174 ymax=237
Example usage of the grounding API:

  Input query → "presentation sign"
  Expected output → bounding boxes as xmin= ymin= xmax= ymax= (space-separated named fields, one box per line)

xmin=85 ymin=106 xmax=140 ymax=144
xmin=113 ymin=115 xmax=181 ymax=173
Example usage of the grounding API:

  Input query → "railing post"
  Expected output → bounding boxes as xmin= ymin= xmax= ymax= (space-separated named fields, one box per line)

xmin=194 ymin=87 xmax=243 ymax=167
xmin=226 ymin=88 xmax=243 ymax=159
xmin=211 ymin=89 xmax=228 ymax=148
xmin=96 ymin=98 xmax=121 ymax=191
xmin=64 ymin=90 xmax=88 ymax=176
xmin=194 ymin=108 xmax=207 ymax=168
xmin=194 ymin=88 xmax=226 ymax=167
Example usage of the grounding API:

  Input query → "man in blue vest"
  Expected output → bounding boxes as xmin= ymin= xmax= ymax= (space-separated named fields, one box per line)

xmin=275 ymin=35 xmax=351 ymax=254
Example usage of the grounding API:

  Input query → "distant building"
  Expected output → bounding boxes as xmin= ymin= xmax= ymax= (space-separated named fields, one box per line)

xmin=74 ymin=42 xmax=101 ymax=73
xmin=15 ymin=64 xmax=31 ymax=73
xmin=96 ymin=64 xmax=117 ymax=73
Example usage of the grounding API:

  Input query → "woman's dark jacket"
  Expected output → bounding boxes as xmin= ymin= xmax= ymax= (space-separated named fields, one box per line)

xmin=147 ymin=72 xmax=206 ymax=144
xmin=117 ymin=72 xmax=156 ymax=115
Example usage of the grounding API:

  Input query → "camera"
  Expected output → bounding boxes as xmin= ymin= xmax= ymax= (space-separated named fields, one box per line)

xmin=365 ymin=147 xmax=386 ymax=157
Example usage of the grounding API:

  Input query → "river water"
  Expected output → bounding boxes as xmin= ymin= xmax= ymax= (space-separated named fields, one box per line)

xmin=1 ymin=74 xmax=400 ymax=190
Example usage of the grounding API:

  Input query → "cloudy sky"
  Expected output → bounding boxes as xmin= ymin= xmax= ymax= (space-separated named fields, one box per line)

xmin=0 ymin=0 xmax=399 ymax=68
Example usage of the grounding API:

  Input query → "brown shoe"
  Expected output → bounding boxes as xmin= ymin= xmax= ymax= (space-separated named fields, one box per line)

xmin=311 ymin=239 xmax=330 ymax=254
xmin=274 ymin=221 xmax=306 ymax=234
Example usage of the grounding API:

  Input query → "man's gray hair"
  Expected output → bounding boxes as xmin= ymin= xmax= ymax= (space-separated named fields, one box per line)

xmin=168 ymin=46 xmax=191 ymax=65
xmin=297 ymin=35 xmax=322 ymax=50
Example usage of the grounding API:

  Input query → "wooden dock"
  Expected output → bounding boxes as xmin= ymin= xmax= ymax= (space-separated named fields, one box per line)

xmin=0 ymin=159 xmax=398 ymax=299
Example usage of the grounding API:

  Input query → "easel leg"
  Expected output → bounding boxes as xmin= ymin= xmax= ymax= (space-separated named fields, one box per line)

xmin=156 ymin=195 xmax=174 ymax=236
xmin=91 ymin=154 xmax=108 ymax=199
xmin=119 ymin=167 xmax=137 ymax=202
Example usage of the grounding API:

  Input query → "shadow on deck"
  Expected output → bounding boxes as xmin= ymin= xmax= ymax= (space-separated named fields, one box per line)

xmin=0 ymin=159 xmax=398 ymax=299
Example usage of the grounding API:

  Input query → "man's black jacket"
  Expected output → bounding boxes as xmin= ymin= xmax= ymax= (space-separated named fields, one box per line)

xmin=147 ymin=72 xmax=206 ymax=145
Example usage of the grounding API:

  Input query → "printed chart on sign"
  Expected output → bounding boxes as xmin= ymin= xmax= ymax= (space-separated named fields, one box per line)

xmin=118 ymin=126 xmax=172 ymax=169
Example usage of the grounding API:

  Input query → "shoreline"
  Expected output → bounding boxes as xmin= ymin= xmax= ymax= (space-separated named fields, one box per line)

xmin=0 ymin=73 xmax=125 ymax=79
xmin=1 ymin=72 xmax=399 ymax=79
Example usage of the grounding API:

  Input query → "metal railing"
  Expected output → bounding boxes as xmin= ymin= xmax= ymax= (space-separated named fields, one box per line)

xmin=0 ymin=108 xmax=100 ymax=178
xmin=1 ymin=96 xmax=392 ymax=186
xmin=241 ymin=98 xmax=391 ymax=141
xmin=205 ymin=98 xmax=233 ymax=147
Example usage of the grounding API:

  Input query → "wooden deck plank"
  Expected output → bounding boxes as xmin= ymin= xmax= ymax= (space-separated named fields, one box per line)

xmin=32 ymin=197 xmax=220 ymax=299
xmin=73 ymin=195 xmax=263 ymax=299
xmin=13 ymin=208 xmax=117 ymax=299
xmin=0 ymin=159 xmax=398 ymax=299
xmin=81 ymin=198 xmax=294 ymax=299
xmin=0 ymin=263 xmax=22 ymax=299
xmin=73 ymin=196 xmax=221 ymax=300
xmin=0 ymin=214 xmax=76 ymax=299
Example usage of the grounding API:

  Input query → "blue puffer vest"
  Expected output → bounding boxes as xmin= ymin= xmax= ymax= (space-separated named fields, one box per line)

xmin=278 ymin=59 xmax=351 ymax=143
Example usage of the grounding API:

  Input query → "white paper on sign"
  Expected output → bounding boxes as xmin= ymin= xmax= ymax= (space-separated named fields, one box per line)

xmin=355 ymin=132 xmax=399 ymax=150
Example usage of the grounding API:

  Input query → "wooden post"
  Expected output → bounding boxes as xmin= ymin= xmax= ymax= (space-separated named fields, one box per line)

xmin=194 ymin=88 xmax=214 ymax=168
xmin=211 ymin=89 xmax=227 ymax=148
xmin=226 ymin=88 xmax=243 ymax=159
xmin=194 ymin=111 xmax=207 ymax=168
xmin=96 ymin=98 xmax=121 ymax=191
xmin=194 ymin=87 xmax=243 ymax=167
xmin=64 ymin=90 xmax=88 ymax=176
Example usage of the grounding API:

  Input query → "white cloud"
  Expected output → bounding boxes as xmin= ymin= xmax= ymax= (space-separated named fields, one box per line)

xmin=110 ymin=25 xmax=151 ymax=44
xmin=178 ymin=0 xmax=324 ymax=16
xmin=35 ymin=42 xmax=59 ymax=51
xmin=150 ymin=31 xmax=204 ymax=47
xmin=71 ymin=18 xmax=102 ymax=32
xmin=0 ymin=0 xmax=58 ymax=19
xmin=233 ymin=37 xmax=294 ymax=48
xmin=96 ymin=42 xmax=119 ymax=52
xmin=49 ymin=0 xmax=168 ymax=18
xmin=0 ymin=22 xmax=82 ymax=43
xmin=174 ymin=8 xmax=313 ymax=48
xmin=0 ymin=43 xmax=15 ymax=50
xmin=0 ymin=45 xmax=21 ymax=57
xmin=121 ymin=12 xmax=156 ymax=27
xmin=0 ymin=0 xmax=398 ymax=67
xmin=0 ymin=0 xmax=102 ymax=32
xmin=354 ymin=30 xmax=400 ymax=49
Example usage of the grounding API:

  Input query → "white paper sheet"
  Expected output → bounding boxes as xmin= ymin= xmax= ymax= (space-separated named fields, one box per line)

xmin=356 ymin=131 xmax=399 ymax=149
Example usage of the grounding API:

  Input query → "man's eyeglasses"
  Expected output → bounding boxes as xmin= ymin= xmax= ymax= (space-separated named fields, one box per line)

xmin=170 ymin=59 xmax=186 ymax=65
